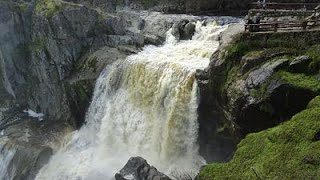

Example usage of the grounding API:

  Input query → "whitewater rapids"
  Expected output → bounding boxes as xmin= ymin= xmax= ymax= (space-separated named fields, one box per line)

xmin=35 ymin=20 xmax=227 ymax=180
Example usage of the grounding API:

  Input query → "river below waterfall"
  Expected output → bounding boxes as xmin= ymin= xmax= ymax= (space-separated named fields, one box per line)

xmin=35 ymin=19 xmax=228 ymax=180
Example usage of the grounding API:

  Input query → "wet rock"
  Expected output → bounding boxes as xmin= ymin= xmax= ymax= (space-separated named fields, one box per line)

xmin=288 ymin=55 xmax=312 ymax=73
xmin=143 ymin=34 xmax=164 ymax=46
xmin=241 ymin=49 xmax=295 ymax=74
xmin=181 ymin=22 xmax=196 ymax=40
xmin=171 ymin=22 xmax=182 ymax=40
xmin=196 ymin=69 xmax=209 ymax=81
xmin=171 ymin=20 xmax=196 ymax=40
xmin=115 ymin=157 xmax=172 ymax=180
xmin=0 ymin=116 xmax=72 ymax=180
xmin=246 ymin=67 xmax=274 ymax=88
xmin=237 ymin=81 xmax=316 ymax=134
xmin=246 ymin=59 xmax=289 ymax=88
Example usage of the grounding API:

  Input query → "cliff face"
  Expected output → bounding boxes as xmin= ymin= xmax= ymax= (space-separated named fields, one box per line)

xmin=0 ymin=0 xmax=164 ymax=178
xmin=0 ymin=0 xmax=120 ymax=125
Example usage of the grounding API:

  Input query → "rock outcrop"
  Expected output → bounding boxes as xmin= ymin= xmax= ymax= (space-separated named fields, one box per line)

xmin=198 ymin=96 xmax=320 ymax=180
xmin=197 ymin=30 xmax=320 ymax=163
xmin=115 ymin=157 xmax=172 ymax=180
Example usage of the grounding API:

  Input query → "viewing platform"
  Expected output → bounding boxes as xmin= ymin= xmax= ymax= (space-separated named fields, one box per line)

xmin=245 ymin=1 xmax=320 ymax=32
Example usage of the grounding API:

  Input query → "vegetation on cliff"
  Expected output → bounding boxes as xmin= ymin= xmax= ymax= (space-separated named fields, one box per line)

xmin=199 ymin=30 xmax=320 ymax=179
xmin=199 ymin=96 xmax=320 ymax=180
xmin=35 ymin=0 xmax=61 ymax=17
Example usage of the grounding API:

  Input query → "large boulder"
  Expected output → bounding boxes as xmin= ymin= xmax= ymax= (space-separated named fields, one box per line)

xmin=115 ymin=157 xmax=172 ymax=180
xmin=171 ymin=20 xmax=196 ymax=40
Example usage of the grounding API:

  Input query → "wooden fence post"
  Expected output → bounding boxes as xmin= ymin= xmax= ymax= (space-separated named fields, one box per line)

xmin=302 ymin=21 xmax=307 ymax=30
xmin=274 ymin=23 xmax=278 ymax=32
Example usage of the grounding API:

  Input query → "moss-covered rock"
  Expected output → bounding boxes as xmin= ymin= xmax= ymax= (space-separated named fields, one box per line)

xmin=35 ymin=0 xmax=62 ymax=18
xmin=275 ymin=71 xmax=320 ymax=93
xmin=65 ymin=80 xmax=93 ymax=128
xmin=199 ymin=96 xmax=320 ymax=180
xmin=198 ymin=30 xmax=320 ymax=163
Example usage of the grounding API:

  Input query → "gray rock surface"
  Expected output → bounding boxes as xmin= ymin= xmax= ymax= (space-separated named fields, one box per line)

xmin=246 ymin=58 xmax=289 ymax=88
xmin=115 ymin=157 xmax=172 ymax=180
xmin=289 ymin=55 xmax=312 ymax=73
xmin=171 ymin=20 xmax=196 ymax=40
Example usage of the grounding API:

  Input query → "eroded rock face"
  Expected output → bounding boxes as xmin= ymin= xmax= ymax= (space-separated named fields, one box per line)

xmin=0 ymin=115 xmax=72 ymax=180
xmin=0 ymin=141 xmax=53 ymax=180
xmin=115 ymin=157 xmax=172 ymax=180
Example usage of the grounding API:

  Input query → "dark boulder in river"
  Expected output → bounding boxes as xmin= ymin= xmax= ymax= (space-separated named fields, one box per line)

xmin=171 ymin=20 xmax=196 ymax=40
xmin=115 ymin=157 xmax=172 ymax=180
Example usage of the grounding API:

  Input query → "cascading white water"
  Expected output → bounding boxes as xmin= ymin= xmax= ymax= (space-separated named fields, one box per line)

xmin=35 ymin=21 xmax=227 ymax=180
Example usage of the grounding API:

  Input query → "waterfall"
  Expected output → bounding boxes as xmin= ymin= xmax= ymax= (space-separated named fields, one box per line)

xmin=35 ymin=21 xmax=227 ymax=180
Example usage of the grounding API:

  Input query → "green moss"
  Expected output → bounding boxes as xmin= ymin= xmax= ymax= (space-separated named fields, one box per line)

xmin=249 ymin=70 xmax=320 ymax=100
xmin=141 ymin=0 xmax=157 ymax=8
xmin=73 ymin=54 xmax=99 ymax=75
xmin=18 ymin=3 xmax=28 ymax=12
xmin=9 ymin=2 xmax=28 ymax=13
xmin=275 ymin=71 xmax=320 ymax=93
xmin=74 ymin=81 xmax=88 ymax=103
xmin=36 ymin=0 xmax=61 ymax=18
xmin=116 ymin=0 xmax=124 ymax=5
xmin=223 ymin=42 xmax=250 ymax=62
xmin=305 ymin=45 xmax=320 ymax=73
xmin=29 ymin=38 xmax=47 ymax=51
xmin=199 ymin=97 xmax=320 ymax=180
xmin=88 ymin=57 xmax=98 ymax=68
xmin=308 ymin=96 xmax=320 ymax=109
xmin=239 ymin=32 xmax=313 ymax=50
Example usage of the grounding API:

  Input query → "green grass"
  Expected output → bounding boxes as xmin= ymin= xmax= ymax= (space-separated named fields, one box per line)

xmin=275 ymin=71 xmax=320 ymax=93
xmin=308 ymin=96 xmax=320 ymax=109
xmin=305 ymin=45 xmax=320 ymax=73
xmin=199 ymin=96 xmax=320 ymax=180
xmin=141 ymin=0 xmax=157 ymax=8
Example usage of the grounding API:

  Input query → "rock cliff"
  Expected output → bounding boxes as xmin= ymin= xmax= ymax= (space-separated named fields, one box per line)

xmin=197 ymin=30 xmax=320 ymax=179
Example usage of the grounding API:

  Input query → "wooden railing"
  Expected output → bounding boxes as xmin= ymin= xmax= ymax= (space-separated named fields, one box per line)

xmin=314 ymin=4 xmax=320 ymax=13
xmin=245 ymin=19 xmax=320 ymax=32
xmin=251 ymin=2 xmax=320 ymax=10
xmin=304 ymin=4 xmax=320 ymax=19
